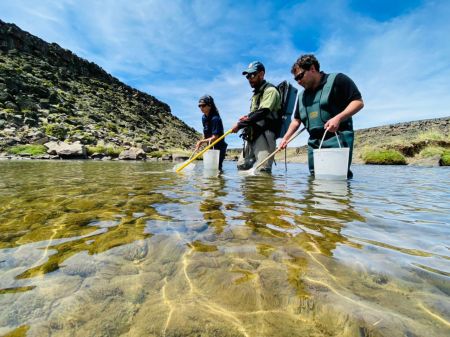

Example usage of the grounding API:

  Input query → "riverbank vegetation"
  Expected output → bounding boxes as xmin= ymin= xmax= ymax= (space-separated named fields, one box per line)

xmin=7 ymin=144 xmax=47 ymax=156
xmin=440 ymin=151 xmax=450 ymax=166
xmin=86 ymin=145 xmax=123 ymax=158
xmin=361 ymin=149 xmax=406 ymax=165
xmin=357 ymin=128 xmax=449 ymax=165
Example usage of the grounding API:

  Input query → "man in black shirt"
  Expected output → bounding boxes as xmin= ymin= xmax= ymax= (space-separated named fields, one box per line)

xmin=279 ymin=54 xmax=364 ymax=178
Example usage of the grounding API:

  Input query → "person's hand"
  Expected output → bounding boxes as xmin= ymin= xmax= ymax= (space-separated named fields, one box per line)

xmin=195 ymin=140 xmax=202 ymax=151
xmin=324 ymin=116 xmax=341 ymax=133
xmin=231 ymin=123 xmax=240 ymax=133
xmin=239 ymin=115 xmax=249 ymax=122
xmin=279 ymin=138 xmax=288 ymax=150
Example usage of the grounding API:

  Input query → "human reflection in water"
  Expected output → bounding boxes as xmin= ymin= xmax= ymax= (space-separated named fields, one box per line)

xmin=290 ymin=176 xmax=366 ymax=256
xmin=235 ymin=174 xmax=366 ymax=300
xmin=236 ymin=174 xmax=365 ymax=256
xmin=237 ymin=174 xmax=314 ymax=299
xmin=237 ymin=174 xmax=294 ymax=238
xmin=198 ymin=174 xmax=228 ymax=236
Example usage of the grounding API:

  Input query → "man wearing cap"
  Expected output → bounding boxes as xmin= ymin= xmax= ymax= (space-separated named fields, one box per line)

xmin=231 ymin=61 xmax=281 ymax=172
xmin=279 ymin=54 xmax=364 ymax=178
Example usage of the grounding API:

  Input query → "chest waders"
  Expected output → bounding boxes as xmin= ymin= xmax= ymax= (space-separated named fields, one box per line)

xmin=298 ymin=73 xmax=354 ymax=175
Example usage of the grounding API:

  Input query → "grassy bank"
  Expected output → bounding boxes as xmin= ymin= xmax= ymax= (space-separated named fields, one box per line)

xmin=356 ymin=129 xmax=449 ymax=165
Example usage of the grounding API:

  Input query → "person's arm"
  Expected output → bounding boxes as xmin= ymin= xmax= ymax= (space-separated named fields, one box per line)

xmin=279 ymin=118 xmax=301 ymax=149
xmin=325 ymin=99 xmax=364 ymax=132
xmin=232 ymin=86 xmax=278 ymax=133
xmin=195 ymin=134 xmax=219 ymax=150
xmin=199 ymin=116 xmax=223 ymax=144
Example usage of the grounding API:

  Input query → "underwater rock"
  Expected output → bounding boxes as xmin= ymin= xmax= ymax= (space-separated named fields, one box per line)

xmin=372 ymin=273 xmax=389 ymax=285
xmin=86 ymin=285 xmax=124 ymax=302
xmin=63 ymin=262 xmax=97 ymax=278
xmin=122 ymin=240 xmax=148 ymax=262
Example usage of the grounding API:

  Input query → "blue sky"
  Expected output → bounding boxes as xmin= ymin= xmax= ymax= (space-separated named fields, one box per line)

xmin=1 ymin=0 xmax=449 ymax=147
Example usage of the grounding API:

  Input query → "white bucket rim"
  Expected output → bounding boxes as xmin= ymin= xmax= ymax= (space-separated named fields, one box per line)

xmin=313 ymin=148 xmax=349 ymax=153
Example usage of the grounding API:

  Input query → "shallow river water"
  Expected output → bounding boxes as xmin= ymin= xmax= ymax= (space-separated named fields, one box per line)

xmin=0 ymin=160 xmax=449 ymax=337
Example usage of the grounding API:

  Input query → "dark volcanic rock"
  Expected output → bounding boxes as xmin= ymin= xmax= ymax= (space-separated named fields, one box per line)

xmin=0 ymin=19 xmax=200 ymax=155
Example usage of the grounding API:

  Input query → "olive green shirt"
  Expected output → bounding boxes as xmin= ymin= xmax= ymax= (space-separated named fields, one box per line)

xmin=250 ymin=81 xmax=281 ymax=120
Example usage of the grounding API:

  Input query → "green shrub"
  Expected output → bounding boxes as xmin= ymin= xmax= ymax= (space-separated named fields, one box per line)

xmin=148 ymin=151 xmax=167 ymax=158
xmin=440 ymin=151 xmax=450 ymax=166
xmin=8 ymin=144 xmax=47 ymax=156
xmin=105 ymin=146 xmax=123 ymax=157
xmin=2 ymin=108 xmax=16 ymax=114
xmin=106 ymin=121 xmax=118 ymax=132
xmin=43 ymin=80 xmax=54 ymax=87
xmin=44 ymin=123 xmax=67 ymax=139
xmin=362 ymin=149 xmax=406 ymax=165
xmin=86 ymin=146 xmax=104 ymax=155
xmin=86 ymin=145 xmax=123 ymax=157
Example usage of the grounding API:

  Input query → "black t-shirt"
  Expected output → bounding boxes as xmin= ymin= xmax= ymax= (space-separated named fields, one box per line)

xmin=294 ymin=72 xmax=362 ymax=120
xmin=202 ymin=113 xmax=227 ymax=148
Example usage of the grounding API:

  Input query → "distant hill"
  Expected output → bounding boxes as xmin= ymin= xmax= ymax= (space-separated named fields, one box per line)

xmin=0 ymin=20 xmax=200 ymax=154
xmin=355 ymin=117 xmax=449 ymax=146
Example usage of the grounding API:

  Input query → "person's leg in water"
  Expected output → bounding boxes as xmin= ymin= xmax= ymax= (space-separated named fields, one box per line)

xmin=237 ymin=141 xmax=255 ymax=170
xmin=254 ymin=130 xmax=276 ymax=173
xmin=218 ymin=144 xmax=227 ymax=171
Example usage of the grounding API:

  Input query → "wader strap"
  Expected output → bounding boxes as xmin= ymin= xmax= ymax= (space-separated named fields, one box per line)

xmin=319 ymin=73 xmax=337 ymax=109
xmin=297 ymin=91 xmax=308 ymax=129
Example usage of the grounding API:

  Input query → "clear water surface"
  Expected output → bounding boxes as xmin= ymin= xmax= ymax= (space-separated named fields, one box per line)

xmin=0 ymin=160 xmax=449 ymax=337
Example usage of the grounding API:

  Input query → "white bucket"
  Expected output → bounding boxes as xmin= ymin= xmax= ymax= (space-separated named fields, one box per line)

xmin=203 ymin=149 xmax=220 ymax=171
xmin=313 ymin=131 xmax=349 ymax=180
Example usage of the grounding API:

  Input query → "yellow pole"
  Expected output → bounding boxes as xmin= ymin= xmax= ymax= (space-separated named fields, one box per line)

xmin=176 ymin=129 xmax=233 ymax=173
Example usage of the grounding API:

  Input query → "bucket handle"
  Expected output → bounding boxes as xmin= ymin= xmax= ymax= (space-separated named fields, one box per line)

xmin=318 ymin=130 xmax=342 ymax=149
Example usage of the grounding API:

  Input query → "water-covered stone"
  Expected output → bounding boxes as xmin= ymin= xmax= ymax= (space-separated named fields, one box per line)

xmin=122 ymin=240 xmax=148 ymax=262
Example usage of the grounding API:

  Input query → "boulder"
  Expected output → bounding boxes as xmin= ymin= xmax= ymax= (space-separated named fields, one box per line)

xmin=118 ymin=147 xmax=146 ymax=160
xmin=4 ymin=101 xmax=19 ymax=111
xmin=44 ymin=141 xmax=87 ymax=159
xmin=0 ymin=91 xmax=12 ymax=102
xmin=28 ymin=131 xmax=49 ymax=144
xmin=90 ymin=152 xmax=105 ymax=159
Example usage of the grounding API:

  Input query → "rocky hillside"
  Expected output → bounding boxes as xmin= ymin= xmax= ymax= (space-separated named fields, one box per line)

xmin=0 ymin=20 xmax=200 ymax=155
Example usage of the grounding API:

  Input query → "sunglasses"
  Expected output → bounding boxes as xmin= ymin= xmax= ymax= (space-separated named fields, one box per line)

xmin=198 ymin=104 xmax=207 ymax=108
xmin=245 ymin=72 xmax=259 ymax=79
xmin=294 ymin=70 xmax=307 ymax=82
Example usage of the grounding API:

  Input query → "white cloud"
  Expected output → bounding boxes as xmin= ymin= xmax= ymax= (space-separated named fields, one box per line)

xmin=1 ymin=0 xmax=449 ymax=149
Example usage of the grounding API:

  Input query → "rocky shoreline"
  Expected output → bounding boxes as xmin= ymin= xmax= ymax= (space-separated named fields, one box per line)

xmin=0 ymin=142 xmax=189 ymax=161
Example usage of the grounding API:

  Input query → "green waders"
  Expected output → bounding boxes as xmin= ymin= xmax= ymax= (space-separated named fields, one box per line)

xmin=298 ymin=73 xmax=355 ymax=177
